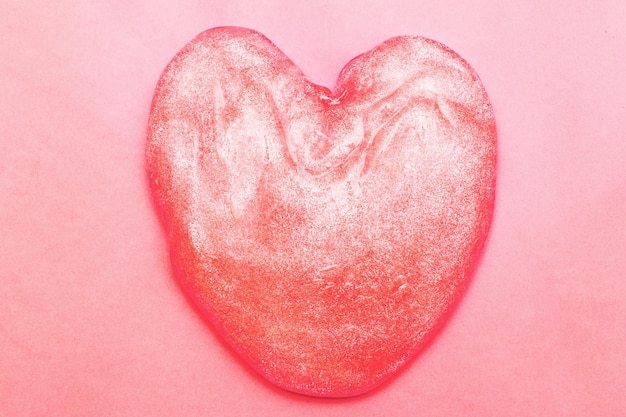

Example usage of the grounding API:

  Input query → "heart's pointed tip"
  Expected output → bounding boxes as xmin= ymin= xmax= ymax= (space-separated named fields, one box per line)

xmin=257 ymin=367 xmax=392 ymax=399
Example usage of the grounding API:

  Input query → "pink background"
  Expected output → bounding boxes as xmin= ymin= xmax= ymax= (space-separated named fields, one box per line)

xmin=1 ymin=1 xmax=625 ymax=415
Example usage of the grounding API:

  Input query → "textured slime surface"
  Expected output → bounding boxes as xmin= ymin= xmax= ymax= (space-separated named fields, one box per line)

xmin=147 ymin=27 xmax=496 ymax=397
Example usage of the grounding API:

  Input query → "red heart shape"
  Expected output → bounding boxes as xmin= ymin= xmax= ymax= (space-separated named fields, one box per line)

xmin=147 ymin=27 xmax=496 ymax=397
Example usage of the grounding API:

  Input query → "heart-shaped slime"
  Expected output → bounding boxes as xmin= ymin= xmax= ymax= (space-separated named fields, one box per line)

xmin=147 ymin=27 xmax=496 ymax=397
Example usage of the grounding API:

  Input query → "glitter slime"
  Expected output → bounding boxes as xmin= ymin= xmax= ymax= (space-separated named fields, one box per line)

xmin=147 ymin=27 xmax=496 ymax=397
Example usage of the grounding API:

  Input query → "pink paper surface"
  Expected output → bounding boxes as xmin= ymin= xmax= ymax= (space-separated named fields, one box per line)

xmin=1 ymin=1 xmax=625 ymax=415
